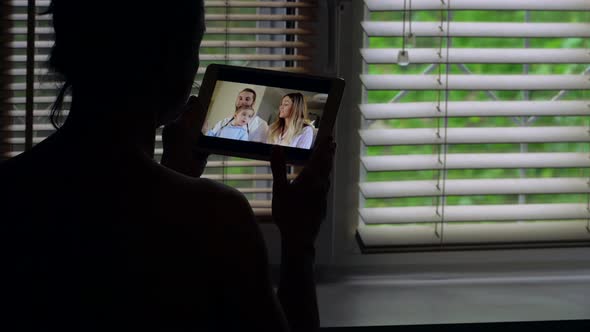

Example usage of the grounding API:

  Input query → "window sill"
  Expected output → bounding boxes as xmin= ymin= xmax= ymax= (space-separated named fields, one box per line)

xmin=316 ymin=263 xmax=590 ymax=327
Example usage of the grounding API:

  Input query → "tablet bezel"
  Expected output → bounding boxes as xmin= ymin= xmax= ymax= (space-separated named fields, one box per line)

xmin=194 ymin=64 xmax=345 ymax=164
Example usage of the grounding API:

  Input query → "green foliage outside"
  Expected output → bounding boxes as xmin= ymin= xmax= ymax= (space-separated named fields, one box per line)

xmin=364 ymin=10 xmax=590 ymax=209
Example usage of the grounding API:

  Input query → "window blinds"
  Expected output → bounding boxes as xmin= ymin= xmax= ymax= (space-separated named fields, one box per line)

xmin=1 ymin=2 xmax=9 ymax=158
xmin=2 ymin=0 xmax=316 ymax=218
xmin=358 ymin=0 xmax=590 ymax=250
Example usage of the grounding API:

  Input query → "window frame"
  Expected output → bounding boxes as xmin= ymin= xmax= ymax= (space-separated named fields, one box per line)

xmin=317 ymin=0 xmax=590 ymax=272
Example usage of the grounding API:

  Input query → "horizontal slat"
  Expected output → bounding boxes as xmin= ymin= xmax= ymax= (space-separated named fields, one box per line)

xmin=360 ymin=74 xmax=590 ymax=90
xmin=7 ymin=97 xmax=71 ymax=105
xmin=9 ymin=40 xmax=312 ymax=49
xmin=8 ymin=13 xmax=314 ymax=22
xmin=9 ymin=41 xmax=54 ymax=49
xmin=247 ymin=200 xmax=272 ymax=208
xmin=6 ymin=67 xmax=306 ymax=81
xmin=8 ymin=82 xmax=59 ymax=94
xmin=361 ymin=153 xmax=590 ymax=171
xmin=7 ymin=126 xmax=589 ymax=148
xmin=6 ymin=137 xmax=47 ymax=145
xmin=6 ymin=110 xmax=64 ymax=117
xmin=8 ymin=66 xmax=300 ymax=77
xmin=202 ymin=173 xmax=296 ymax=181
xmin=204 ymin=1 xmax=316 ymax=8
xmin=362 ymin=22 xmax=590 ymax=38
xmin=9 ymin=0 xmax=316 ymax=8
xmin=236 ymin=188 xmax=272 ymax=194
xmin=360 ymin=204 xmax=590 ymax=224
xmin=204 ymin=40 xmax=312 ymax=48
xmin=8 ymin=68 xmax=51 ymax=76
xmin=360 ymin=178 xmax=590 ymax=198
xmin=206 ymin=14 xmax=313 ymax=21
xmin=197 ymin=27 xmax=314 ymax=35
xmin=7 ymin=66 xmax=307 ymax=91
xmin=199 ymin=54 xmax=310 ymax=61
xmin=10 ymin=27 xmax=313 ymax=35
xmin=359 ymin=101 xmax=590 ymax=119
xmin=3 ymin=124 xmax=55 ymax=132
xmin=8 ymin=55 xmax=50 ymax=62
xmin=361 ymin=48 xmax=590 ymax=64
xmin=357 ymin=220 xmax=590 ymax=247
xmin=359 ymin=127 xmax=590 ymax=145
xmin=364 ymin=0 xmax=590 ymax=11
xmin=8 ymin=54 xmax=310 ymax=63
xmin=202 ymin=40 xmax=311 ymax=48
xmin=205 ymin=161 xmax=270 ymax=168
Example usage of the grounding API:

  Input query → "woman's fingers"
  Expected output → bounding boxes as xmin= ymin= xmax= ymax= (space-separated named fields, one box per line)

xmin=271 ymin=145 xmax=289 ymax=195
xmin=300 ymin=136 xmax=336 ymax=183
xmin=178 ymin=95 xmax=201 ymax=131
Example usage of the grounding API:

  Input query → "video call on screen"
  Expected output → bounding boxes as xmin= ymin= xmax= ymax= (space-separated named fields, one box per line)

xmin=203 ymin=81 xmax=327 ymax=150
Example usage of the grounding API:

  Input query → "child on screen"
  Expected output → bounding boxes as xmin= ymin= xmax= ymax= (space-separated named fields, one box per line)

xmin=206 ymin=107 xmax=255 ymax=141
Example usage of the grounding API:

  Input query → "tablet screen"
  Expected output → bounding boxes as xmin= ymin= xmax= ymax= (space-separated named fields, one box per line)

xmin=202 ymin=80 xmax=327 ymax=150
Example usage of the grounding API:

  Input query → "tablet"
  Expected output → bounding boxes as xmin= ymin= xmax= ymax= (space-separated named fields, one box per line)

xmin=194 ymin=64 xmax=345 ymax=164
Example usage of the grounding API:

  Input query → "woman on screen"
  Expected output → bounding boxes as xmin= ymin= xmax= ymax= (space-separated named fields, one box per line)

xmin=267 ymin=93 xmax=314 ymax=149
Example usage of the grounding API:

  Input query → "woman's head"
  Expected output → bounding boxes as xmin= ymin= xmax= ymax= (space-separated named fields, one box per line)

xmin=267 ymin=93 xmax=310 ymax=145
xmin=233 ymin=108 xmax=255 ymax=127
xmin=279 ymin=93 xmax=307 ymax=122
xmin=47 ymin=0 xmax=205 ymax=127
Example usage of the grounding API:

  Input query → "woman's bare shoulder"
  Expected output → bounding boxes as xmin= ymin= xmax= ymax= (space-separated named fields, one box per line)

xmin=152 ymin=163 xmax=266 ymax=258
xmin=152 ymin=162 xmax=256 ymax=226
xmin=0 ymin=149 xmax=47 ymax=188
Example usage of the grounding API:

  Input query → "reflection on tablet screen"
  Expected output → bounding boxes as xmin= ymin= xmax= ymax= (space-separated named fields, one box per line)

xmin=202 ymin=80 xmax=326 ymax=150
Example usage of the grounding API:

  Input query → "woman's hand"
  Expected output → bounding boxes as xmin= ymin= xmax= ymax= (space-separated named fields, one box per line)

xmin=161 ymin=95 xmax=210 ymax=177
xmin=270 ymin=136 xmax=336 ymax=250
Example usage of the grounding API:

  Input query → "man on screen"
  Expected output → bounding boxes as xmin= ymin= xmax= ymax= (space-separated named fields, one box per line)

xmin=222 ymin=88 xmax=269 ymax=143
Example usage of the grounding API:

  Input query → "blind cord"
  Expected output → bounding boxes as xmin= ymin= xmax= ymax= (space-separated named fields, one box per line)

xmin=401 ymin=0 xmax=407 ymax=52
xmin=438 ymin=0 xmax=452 ymax=247
xmin=434 ymin=0 xmax=451 ymax=245
xmin=434 ymin=0 xmax=444 ymax=236
xmin=408 ymin=0 xmax=413 ymax=44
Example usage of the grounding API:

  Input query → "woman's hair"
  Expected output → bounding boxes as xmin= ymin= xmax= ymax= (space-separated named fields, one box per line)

xmin=44 ymin=0 xmax=204 ymax=128
xmin=267 ymin=93 xmax=310 ymax=146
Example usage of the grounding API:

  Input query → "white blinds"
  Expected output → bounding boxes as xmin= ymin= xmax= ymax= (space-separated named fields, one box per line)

xmin=1 ymin=2 xmax=8 ymax=158
xmin=358 ymin=0 xmax=590 ymax=249
xmin=2 ymin=0 xmax=316 ymax=218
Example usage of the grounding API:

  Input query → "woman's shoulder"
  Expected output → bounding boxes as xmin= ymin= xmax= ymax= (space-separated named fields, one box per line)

xmin=161 ymin=174 xmax=260 ymax=248
xmin=153 ymin=163 xmax=254 ymax=222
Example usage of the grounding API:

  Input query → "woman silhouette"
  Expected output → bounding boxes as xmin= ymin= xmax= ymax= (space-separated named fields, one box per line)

xmin=0 ymin=1 xmax=335 ymax=331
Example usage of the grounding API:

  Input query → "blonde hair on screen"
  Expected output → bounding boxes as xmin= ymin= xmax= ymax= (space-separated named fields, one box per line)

xmin=267 ymin=93 xmax=310 ymax=146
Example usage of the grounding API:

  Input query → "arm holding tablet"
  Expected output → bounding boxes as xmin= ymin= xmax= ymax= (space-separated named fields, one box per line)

xmin=161 ymin=65 xmax=341 ymax=331
xmin=271 ymin=137 xmax=336 ymax=331
xmin=161 ymin=96 xmax=209 ymax=178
